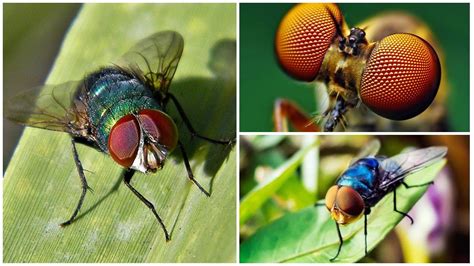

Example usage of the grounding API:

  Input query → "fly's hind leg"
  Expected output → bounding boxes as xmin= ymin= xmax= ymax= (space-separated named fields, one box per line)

xmin=167 ymin=93 xmax=234 ymax=145
xmin=392 ymin=188 xmax=414 ymax=224
xmin=402 ymin=180 xmax=434 ymax=188
xmin=394 ymin=180 xmax=434 ymax=224
xmin=60 ymin=138 xmax=91 ymax=227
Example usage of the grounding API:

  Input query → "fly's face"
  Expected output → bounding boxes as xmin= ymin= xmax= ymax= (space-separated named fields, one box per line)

xmin=275 ymin=3 xmax=441 ymax=130
xmin=108 ymin=109 xmax=178 ymax=173
xmin=325 ymin=185 xmax=365 ymax=225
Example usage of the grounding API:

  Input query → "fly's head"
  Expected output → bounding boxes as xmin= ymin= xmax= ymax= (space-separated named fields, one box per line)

xmin=339 ymin=27 xmax=368 ymax=56
xmin=275 ymin=3 xmax=442 ymax=131
xmin=107 ymin=109 xmax=178 ymax=173
xmin=325 ymin=185 xmax=365 ymax=224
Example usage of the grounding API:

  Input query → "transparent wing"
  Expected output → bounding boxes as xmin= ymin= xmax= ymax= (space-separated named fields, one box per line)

xmin=350 ymin=139 xmax=381 ymax=165
xmin=379 ymin=146 xmax=447 ymax=189
xmin=4 ymin=81 xmax=82 ymax=132
xmin=117 ymin=31 xmax=184 ymax=93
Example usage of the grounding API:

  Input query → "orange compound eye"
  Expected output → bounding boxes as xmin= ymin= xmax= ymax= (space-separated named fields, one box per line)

xmin=325 ymin=185 xmax=339 ymax=210
xmin=360 ymin=33 xmax=441 ymax=120
xmin=275 ymin=3 xmax=342 ymax=81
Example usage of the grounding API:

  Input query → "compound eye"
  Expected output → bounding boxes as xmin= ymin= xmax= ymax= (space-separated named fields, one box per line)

xmin=275 ymin=3 xmax=342 ymax=81
xmin=108 ymin=114 xmax=140 ymax=168
xmin=137 ymin=109 xmax=179 ymax=152
xmin=325 ymin=185 xmax=339 ymax=210
xmin=360 ymin=33 xmax=441 ymax=120
xmin=335 ymin=186 xmax=365 ymax=217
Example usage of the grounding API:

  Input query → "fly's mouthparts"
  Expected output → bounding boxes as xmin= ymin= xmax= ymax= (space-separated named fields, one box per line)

xmin=144 ymin=143 xmax=168 ymax=173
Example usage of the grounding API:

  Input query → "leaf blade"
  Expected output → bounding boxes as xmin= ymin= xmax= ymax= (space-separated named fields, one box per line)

xmin=240 ymin=160 xmax=446 ymax=263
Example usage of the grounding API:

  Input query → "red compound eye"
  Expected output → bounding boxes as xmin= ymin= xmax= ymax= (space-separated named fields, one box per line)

xmin=275 ymin=3 xmax=342 ymax=81
xmin=108 ymin=110 xmax=178 ymax=168
xmin=360 ymin=33 xmax=441 ymax=120
xmin=108 ymin=114 xmax=140 ymax=168
xmin=137 ymin=109 xmax=178 ymax=152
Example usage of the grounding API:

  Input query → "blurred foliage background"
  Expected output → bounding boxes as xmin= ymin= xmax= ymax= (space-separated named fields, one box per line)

xmin=240 ymin=3 xmax=469 ymax=132
xmin=239 ymin=135 xmax=469 ymax=262
xmin=3 ymin=3 xmax=81 ymax=167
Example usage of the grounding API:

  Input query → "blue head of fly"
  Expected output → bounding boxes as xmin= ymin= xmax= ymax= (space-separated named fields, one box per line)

xmin=323 ymin=143 xmax=447 ymax=261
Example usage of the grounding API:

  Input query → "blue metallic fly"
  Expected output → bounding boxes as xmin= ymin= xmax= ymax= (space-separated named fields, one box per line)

xmin=321 ymin=141 xmax=447 ymax=261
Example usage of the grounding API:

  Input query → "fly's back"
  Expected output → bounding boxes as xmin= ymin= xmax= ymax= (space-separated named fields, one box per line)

xmin=75 ymin=67 xmax=161 ymax=152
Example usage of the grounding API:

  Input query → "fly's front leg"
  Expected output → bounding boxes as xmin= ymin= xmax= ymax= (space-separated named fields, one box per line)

xmin=60 ymin=138 xmax=91 ymax=227
xmin=330 ymin=222 xmax=344 ymax=262
xmin=324 ymin=95 xmax=349 ymax=132
xmin=167 ymin=93 xmax=234 ymax=145
xmin=273 ymin=98 xmax=319 ymax=132
xmin=123 ymin=169 xmax=170 ymax=241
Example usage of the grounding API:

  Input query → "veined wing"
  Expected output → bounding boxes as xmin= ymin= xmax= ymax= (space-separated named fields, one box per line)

xmin=4 ymin=81 xmax=82 ymax=132
xmin=378 ymin=146 xmax=447 ymax=189
xmin=117 ymin=31 xmax=184 ymax=94
xmin=349 ymin=139 xmax=381 ymax=165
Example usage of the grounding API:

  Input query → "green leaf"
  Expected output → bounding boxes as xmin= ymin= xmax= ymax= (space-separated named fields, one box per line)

xmin=240 ymin=160 xmax=446 ymax=263
xmin=239 ymin=140 xmax=318 ymax=225
xmin=4 ymin=3 xmax=236 ymax=263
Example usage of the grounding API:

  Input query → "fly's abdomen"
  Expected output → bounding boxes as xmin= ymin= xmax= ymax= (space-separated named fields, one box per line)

xmin=79 ymin=67 xmax=161 ymax=152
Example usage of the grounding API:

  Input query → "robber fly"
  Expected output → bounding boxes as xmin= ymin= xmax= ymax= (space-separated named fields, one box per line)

xmin=274 ymin=3 xmax=444 ymax=132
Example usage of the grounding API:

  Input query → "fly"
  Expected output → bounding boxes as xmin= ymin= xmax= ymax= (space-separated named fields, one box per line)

xmin=274 ymin=3 xmax=442 ymax=132
xmin=318 ymin=140 xmax=447 ymax=261
xmin=5 ymin=31 xmax=234 ymax=241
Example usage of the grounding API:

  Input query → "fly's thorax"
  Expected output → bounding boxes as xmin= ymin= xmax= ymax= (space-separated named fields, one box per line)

xmin=77 ymin=67 xmax=164 ymax=152
xmin=336 ymin=158 xmax=379 ymax=199
xmin=316 ymin=41 xmax=376 ymax=104
xmin=325 ymin=185 xmax=365 ymax=225
xmin=107 ymin=109 xmax=178 ymax=173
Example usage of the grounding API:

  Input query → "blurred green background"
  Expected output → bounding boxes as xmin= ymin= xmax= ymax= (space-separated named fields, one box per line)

xmin=240 ymin=3 xmax=469 ymax=132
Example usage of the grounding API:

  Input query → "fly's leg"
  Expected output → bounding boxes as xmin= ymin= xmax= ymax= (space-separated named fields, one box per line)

xmin=330 ymin=222 xmax=344 ymax=262
xmin=394 ymin=181 xmax=434 ymax=225
xmin=178 ymin=140 xmax=210 ymax=197
xmin=60 ymin=139 xmax=91 ymax=227
xmin=393 ymin=188 xmax=414 ymax=224
xmin=402 ymin=181 xmax=434 ymax=188
xmin=273 ymin=98 xmax=319 ymax=132
xmin=123 ymin=169 xmax=170 ymax=241
xmin=364 ymin=213 xmax=368 ymax=255
xmin=314 ymin=202 xmax=325 ymax=207
xmin=167 ymin=93 xmax=234 ymax=145
xmin=324 ymin=95 xmax=348 ymax=132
